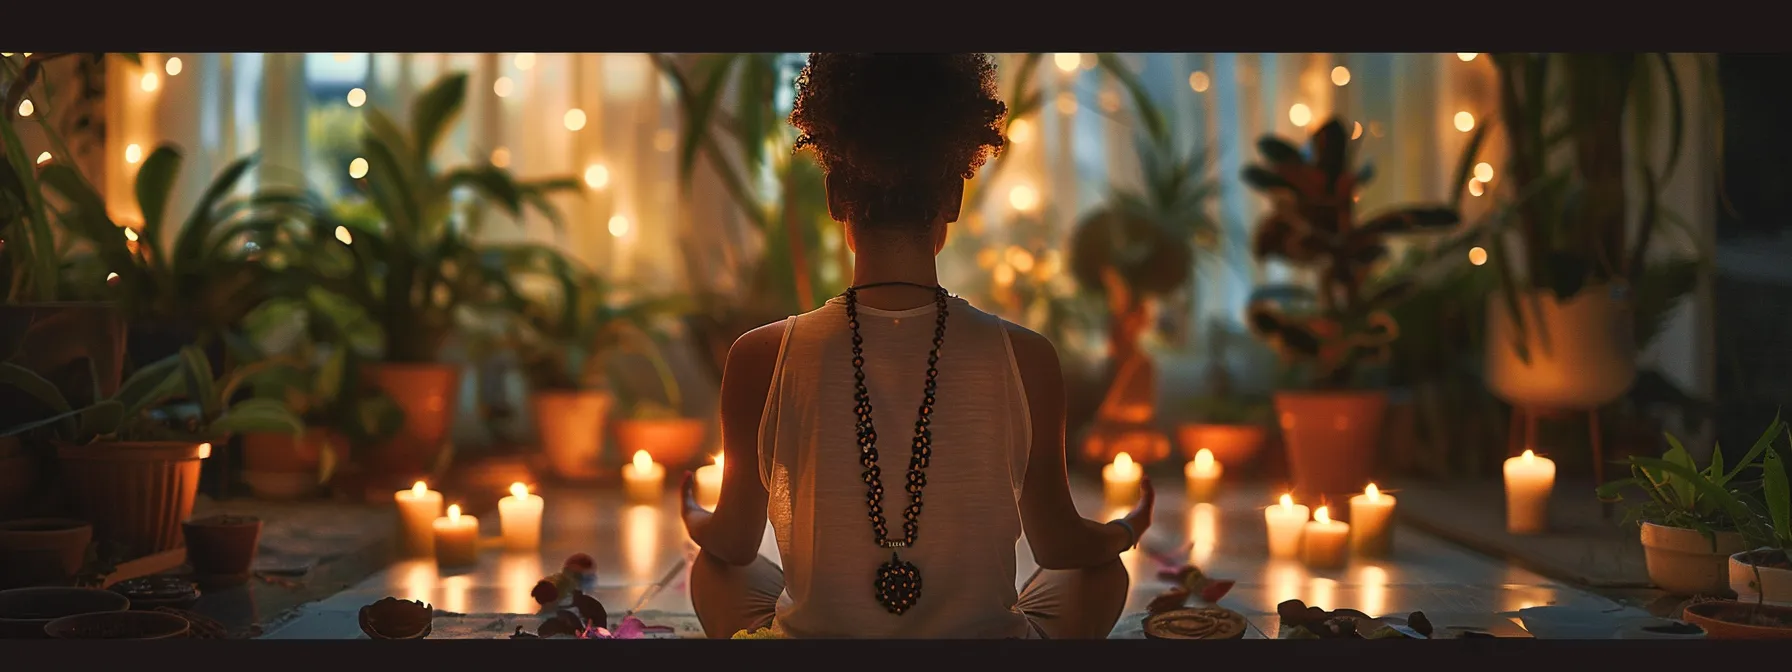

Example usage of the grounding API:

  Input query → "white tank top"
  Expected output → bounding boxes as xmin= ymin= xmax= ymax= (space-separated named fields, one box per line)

xmin=757 ymin=295 xmax=1033 ymax=638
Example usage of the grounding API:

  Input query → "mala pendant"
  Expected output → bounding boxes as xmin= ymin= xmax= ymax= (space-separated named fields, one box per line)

xmin=873 ymin=552 xmax=923 ymax=615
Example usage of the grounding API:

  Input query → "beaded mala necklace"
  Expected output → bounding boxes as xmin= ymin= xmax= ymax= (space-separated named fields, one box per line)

xmin=843 ymin=280 xmax=950 ymax=615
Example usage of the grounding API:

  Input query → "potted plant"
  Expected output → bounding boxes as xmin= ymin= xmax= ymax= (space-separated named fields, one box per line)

xmin=1176 ymin=321 xmax=1272 ymax=468
xmin=1241 ymin=117 xmax=1479 ymax=503
xmin=1594 ymin=426 xmax=1762 ymax=596
xmin=299 ymin=72 xmax=577 ymax=489
xmin=612 ymin=332 xmax=707 ymax=468
xmin=0 ymin=345 xmax=302 ymax=562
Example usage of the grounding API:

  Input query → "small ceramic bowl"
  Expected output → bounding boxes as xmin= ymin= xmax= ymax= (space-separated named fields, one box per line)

xmin=1516 ymin=606 xmax=1653 ymax=639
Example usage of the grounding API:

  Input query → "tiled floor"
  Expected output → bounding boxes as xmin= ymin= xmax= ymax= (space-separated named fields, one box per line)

xmin=262 ymin=478 xmax=1623 ymax=638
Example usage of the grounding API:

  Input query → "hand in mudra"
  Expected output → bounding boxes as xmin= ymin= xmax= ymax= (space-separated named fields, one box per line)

xmin=680 ymin=471 xmax=703 ymax=517
xmin=1122 ymin=476 xmax=1156 ymax=548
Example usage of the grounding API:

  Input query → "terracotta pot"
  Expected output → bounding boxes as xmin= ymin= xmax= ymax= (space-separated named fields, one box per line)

xmin=181 ymin=515 xmax=262 ymax=588
xmin=1485 ymin=285 xmax=1637 ymax=408
xmin=1640 ymin=522 xmax=1747 ymax=597
xmin=56 ymin=441 xmax=208 ymax=559
xmin=45 ymin=609 xmax=190 ymax=639
xmin=1731 ymin=548 xmax=1792 ymax=607
xmin=533 ymin=389 xmax=615 ymax=481
xmin=1681 ymin=600 xmax=1792 ymax=640
xmin=1274 ymin=390 xmax=1388 ymax=505
xmin=1175 ymin=424 xmax=1267 ymax=467
xmin=363 ymin=363 xmax=462 ymax=488
xmin=0 ymin=519 xmax=92 ymax=589
xmin=615 ymin=418 xmax=709 ymax=467
xmin=0 ymin=586 xmax=130 ymax=639
xmin=241 ymin=430 xmax=337 ymax=499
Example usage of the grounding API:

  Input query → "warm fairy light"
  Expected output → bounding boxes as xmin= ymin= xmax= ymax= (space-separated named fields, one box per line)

xmin=1289 ymin=103 xmax=1312 ymax=127
xmin=35 ymin=151 xmax=50 ymax=164
xmin=1008 ymin=118 xmax=1033 ymax=143
xmin=1468 ymin=179 xmax=1486 ymax=197
xmin=1008 ymin=184 xmax=1040 ymax=212
xmin=105 ymin=272 xmax=119 ymax=283
xmin=164 ymin=57 xmax=183 ymax=76
xmin=632 ymin=450 xmax=653 ymax=472
xmin=1454 ymin=111 xmax=1476 ymax=132
xmin=490 ymin=147 xmax=511 ymax=168
xmin=1280 ymin=493 xmax=1296 ymax=511
xmin=348 ymin=157 xmax=369 ymax=179
xmin=17 ymin=98 xmax=33 ymax=117
xmin=1469 ymin=246 xmax=1489 ymax=266
xmin=123 ymin=228 xmax=139 ymax=242
xmin=447 ymin=504 xmax=462 ymax=523
xmin=513 ymin=53 xmax=536 ymax=70
xmin=1188 ymin=71 xmax=1211 ymax=93
xmin=1474 ymin=162 xmax=1494 ymax=182
xmin=334 ymin=226 xmax=354 ymax=245
xmin=563 ymin=108 xmax=587 ymax=131
xmin=584 ymin=163 xmax=610 ymax=189
xmin=510 ymin=482 xmax=529 ymax=499
xmin=992 ymin=263 xmax=1015 ymax=287
xmin=1007 ymin=247 xmax=1036 ymax=274
xmin=1314 ymin=506 xmax=1333 ymax=525
xmin=608 ymin=215 xmax=630 ymax=237
xmin=140 ymin=72 xmax=160 ymax=92
xmin=1055 ymin=92 xmax=1077 ymax=115
xmin=1365 ymin=483 xmax=1382 ymax=502
xmin=1331 ymin=66 xmax=1351 ymax=86
xmin=1351 ymin=121 xmax=1363 ymax=140
xmin=346 ymin=87 xmax=367 ymax=107
xmin=1521 ymin=449 xmax=1537 ymax=463
xmin=493 ymin=76 xmax=514 ymax=98
xmin=1458 ymin=53 xmax=1479 ymax=62
xmin=124 ymin=144 xmax=143 ymax=164
xmin=197 ymin=442 xmax=212 ymax=459
xmin=976 ymin=248 xmax=1000 ymax=269
xmin=1053 ymin=53 xmax=1082 ymax=72
xmin=1195 ymin=448 xmax=1215 ymax=471
xmin=0 ymin=54 xmax=11 ymax=58
xmin=412 ymin=481 xmax=429 ymax=497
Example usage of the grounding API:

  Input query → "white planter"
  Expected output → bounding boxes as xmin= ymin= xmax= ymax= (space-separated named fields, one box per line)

xmin=1485 ymin=284 xmax=1637 ymax=408
xmin=1730 ymin=548 xmax=1792 ymax=607
xmin=1639 ymin=522 xmax=1746 ymax=597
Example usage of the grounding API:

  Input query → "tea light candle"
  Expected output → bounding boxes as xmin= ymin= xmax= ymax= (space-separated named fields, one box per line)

xmin=394 ymin=481 xmax=443 ymax=558
xmin=1300 ymin=506 xmax=1351 ymax=569
xmin=1504 ymin=449 xmax=1555 ymax=535
xmin=1349 ymin=483 xmax=1397 ymax=557
xmin=498 ymin=482 xmax=544 ymax=552
xmin=1264 ymin=493 xmax=1310 ymax=560
xmin=622 ymin=450 xmax=666 ymax=506
xmin=1102 ymin=452 xmax=1143 ymax=508
xmin=433 ymin=504 xmax=480 ymax=567
xmin=1184 ymin=448 xmax=1222 ymax=504
xmin=694 ymin=452 xmax=724 ymax=511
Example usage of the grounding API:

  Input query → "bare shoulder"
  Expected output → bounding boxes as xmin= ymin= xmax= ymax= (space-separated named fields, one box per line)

xmin=727 ymin=320 xmax=789 ymax=366
xmin=999 ymin=320 xmax=1062 ymax=387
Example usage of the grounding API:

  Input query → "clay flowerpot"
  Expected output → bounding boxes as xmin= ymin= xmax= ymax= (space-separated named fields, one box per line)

xmin=0 ymin=519 xmax=93 ymax=589
xmin=1681 ymin=600 xmax=1792 ymax=640
xmin=57 ymin=441 xmax=208 ymax=559
xmin=181 ymin=515 xmax=262 ymax=588
xmin=44 ymin=609 xmax=190 ymax=639
xmin=1485 ymin=285 xmax=1637 ymax=409
xmin=1731 ymin=548 xmax=1792 ymax=607
xmin=1639 ymin=522 xmax=1747 ymax=597
xmin=0 ymin=586 xmax=131 ymax=639
xmin=1175 ymin=424 xmax=1267 ymax=467
xmin=242 ymin=429 xmax=338 ymax=499
xmin=534 ymin=389 xmax=615 ymax=481
xmin=1273 ymin=390 xmax=1388 ymax=504
xmin=615 ymin=418 xmax=708 ymax=467
xmin=363 ymin=362 xmax=462 ymax=487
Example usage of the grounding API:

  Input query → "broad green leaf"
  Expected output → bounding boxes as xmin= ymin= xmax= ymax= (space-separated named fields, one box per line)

xmin=38 ymin=163 xmax=138 ymax=279
xmin=410 ymin=73 xmax=469 ymax=170
xmin=134 ymin=145 xmax=183 ymax=259
xmin=1723 ymin=412 xmax=1782 ymax=486
xmin=0 ymin=362 xmax=71 ymax=413
xmin=179 ymin=346 xmax=219 ymax=419
xmin=1764 ymin=441 xmax=1790 ymax=544
xmin=1661 ymin=433 xmax=1699 ymax=509
xmin=115 ymin=355 xmax=185 ymax=417
xmin=171 ymin=153 xmax=257 ymax=274
xmin=1628 ymin=455 xmax=1760 ymax=535
xmin=442 ymin=165 xmax=524 ymax=216
xmin=0 ymin=118 xmax=56 ymax=300
xmin=75 ymin=400 xmax=125 ymax=440
xmin=210 ymin=398 xmax=304 ymax=437
xmin=315 ymin=347 xmax=347 ymax=403
xmin=357 ymin=132 xmax=421 ymax=239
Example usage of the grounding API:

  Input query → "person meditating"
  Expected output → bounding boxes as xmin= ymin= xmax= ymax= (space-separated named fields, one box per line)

xmin=679 ymin=52 xmax=1155 ymax=639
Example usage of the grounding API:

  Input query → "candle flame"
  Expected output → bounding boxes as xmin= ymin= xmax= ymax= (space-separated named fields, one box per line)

xmin=713 ymin=452 xmax=724 ymax=468
xmin=1314 ymin=506 xmax=1332 ymax=525
xmin=1279 ymin=493 xmax=1294 ymax=510
xmin=633 ymin=450 xmax=652 ymax=471
xmin=412 ymin=481 xmax=428 ymax=497
xmin=510 ymin=482 xmax=528 ymax=499
xmin=448 ymin=504 xmax=461 ymax=522
xmin=1194 ymin=448 xmax=1214 ymax=470
xmin=1365 ymin=483 xmax=1381 ymax=501
xmin=196 ymin=442 xmax=212 ymax=459
xmin=1114 ymin=452 xmax=1134 ymax=471
xmin=1521 ymin=449 xmax=1536 ymax=463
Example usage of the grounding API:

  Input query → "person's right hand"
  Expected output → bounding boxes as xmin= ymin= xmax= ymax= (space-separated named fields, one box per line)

xmin=1122 ymin=476 xmax=1156 ymax=549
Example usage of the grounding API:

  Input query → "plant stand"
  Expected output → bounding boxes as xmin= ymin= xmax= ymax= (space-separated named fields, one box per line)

xmin=1508 ymin=405 xmax=1610 ymax=519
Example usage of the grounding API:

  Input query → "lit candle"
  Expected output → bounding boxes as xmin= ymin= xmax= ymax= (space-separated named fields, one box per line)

xmin=1102 ymin=452 xmax=1143 ymax=508
xmin=694 ymin=452 xmax=724 ymax=511
xmin=622 ymin=450 xmax=665 ymax=506
xmin=1504 ymin=449 xmax=1556 ymax=535
xmin=1348 ymin=483 xmax=1397 ymax=557
xmin=1300 ymin=506 xmax=1351 ymax=569
xmin=1264 ymin=493 xmax=1310 ymax=560
xmin=1184 ymin=448 xmax=1223 ymax=504
xmin=497 ymin=482 xmax=544 ymax=552
xmin=433 ymin=504 xmax=480 ymax=567
xmin=394 ymin=481 xmax=443 ymax=558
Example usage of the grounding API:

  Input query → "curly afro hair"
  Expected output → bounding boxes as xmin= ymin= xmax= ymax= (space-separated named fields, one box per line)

xmin=790 ymin=53 xmax=1008 ymax=230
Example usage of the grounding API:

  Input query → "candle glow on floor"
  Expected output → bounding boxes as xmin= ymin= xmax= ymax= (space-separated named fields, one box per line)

xmin=498 ymin=553 xmax=544 ymax=614
xmin=1189 ymin=503 xmax=1218 ymax=567
xmin=624 ymin=505 xmax=661 ymax=583
xmin=1358 ymin=564 xmax=1388 ymax=617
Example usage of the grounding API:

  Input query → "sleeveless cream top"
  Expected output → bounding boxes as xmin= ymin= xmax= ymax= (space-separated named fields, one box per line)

xmin=757 ymin=295 xmax=1033 ymax=638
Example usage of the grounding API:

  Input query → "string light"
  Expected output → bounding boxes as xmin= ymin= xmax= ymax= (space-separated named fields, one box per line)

xmin=1454 ymin=111 xmax=1475 ymax=132
xmin=1188 ymin=71 xmax=1210 ymax=93
xmin=348 ymin=157 xmax=369 ymax=179
xmin=1351 ymin=121 xmax=1363 ymax=140
xmin=1008 ymin=119 xmax=1033 ymax=143
xmin=164 ymin=57 xmax=183 ymax=76
xmin=106 ymin=272 xmax=119 ymax=283
xmin=123 ymin=228 xmax=139 ymax=242
xmin=0 ymin=54 xmax=11 ymax=57
xmin=1098 ymin=89 xmax=1121 ymax=113
xmin=563 ymin=109 xmax=587 ymax=131
xmin=583 ymin=164 xmax=610 ymax=189
xmin=1288 ymin=103 xmax=1312 ymax=127
xmin=1474 ymin=162 xmax=1494 ymax=182
xmin=493 ymin=76 xmax=514 ymax=98
xmin=993 ymin=263 xmax=1015 ymax=287
xmin=1055 ymin=92 xmax=1077 ymax=115
xmin=1331 ymin=66 xmax=1351 ymax=86
xmin=124 ymin=144 xmax=143 ymax=164
xmin=16 ymin=99 xmax=31 ymax=117
xmin=1053 ymin=53 xmax=1081 ymax=72
xmin=1468 ymin=180 xmax=1486 ymax=197
xmin=607 ymin=215 xmax=630 ymax=237
xmin=1008 ymin=184 xmax=1040 ymax=212
xmin=140 ymin=72 xmax=160 ymax=92
xmin=1457 ymin=53 xmax=1478 ymax=62
xmin=1006 ymin=247 xmax=1036 ymax=274
xmin=346 ymin=87 xmax=367 ymax=108
xmin=490 ymin=147 xmax=511 ymax=168
xmin=333 ymin=53 xmax=353 ymax=63
xmin=513 ymin=53 xmax=536 ymax=70
xmin=1468 ymin=246 xmax=1488 ymax=266
xmin=334 ymin=226 xmax=354 ymax=245
xmin=35 ymin=151 xmax=50 ymax=164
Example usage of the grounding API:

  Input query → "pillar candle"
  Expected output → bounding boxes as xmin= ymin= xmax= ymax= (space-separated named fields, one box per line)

xmin=394 ymin=481 xmax=443 ymax=558
xmin=433 ymin=504 xmax=480 ymax=568
xmin=1102 ymin=452 xmax=1142 ymax=508
xmin=1184 ymin=448 xmax=1222 ymax=504
xmin=1504 ymin=449 xmax=1555 ymax=535
xmin=622 ymin=450 xmax=665 ymax=506
xmin=694 ymin=452 xmax=724 ymax=511
xmin=1264 ymin=493 xmax=1310 ymax=560
xmin=1300 ymin=506 xmax=1351 ymax=569
xmin=498 ymin=482 xmax=544 ymax=552
xmin=1348 ymin=483 xmax=1397 ymax=557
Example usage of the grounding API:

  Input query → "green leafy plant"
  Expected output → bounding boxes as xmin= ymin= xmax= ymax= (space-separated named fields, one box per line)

xmin=234 ymin=294 xmax=403 ymax=457
xmin=1242 ymin=117 xmax=1482 ymax=389
xmin=1186 ymin=322 xmax=1271 ymax=426
xmin=497 ymin=247 xmax=692 ymax=392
